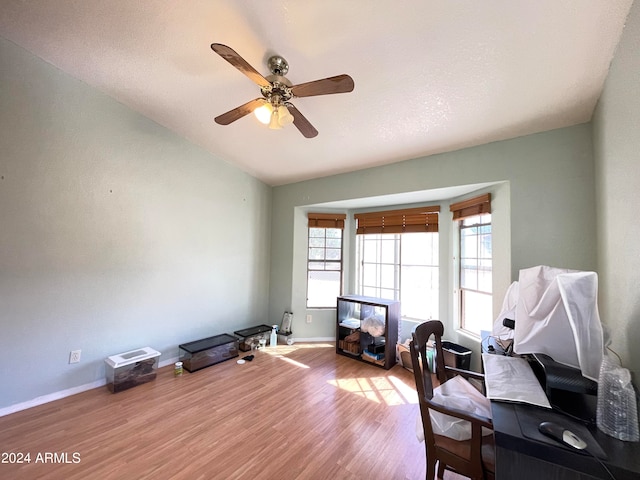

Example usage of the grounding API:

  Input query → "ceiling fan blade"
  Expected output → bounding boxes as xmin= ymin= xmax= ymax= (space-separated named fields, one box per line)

xmin=215 ymin=98 xmax=266 ymax=125
xmin=211 ymin=43 xmax=271 ymax=88
xmin=286 ymin=104 xmax=318 ymax=138
xmin=290 ymin=74 xmax=354 ymax=98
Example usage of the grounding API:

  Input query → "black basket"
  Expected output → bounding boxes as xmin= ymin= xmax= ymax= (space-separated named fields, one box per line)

xmin=441 ymin=341 xmax=472 ymax=370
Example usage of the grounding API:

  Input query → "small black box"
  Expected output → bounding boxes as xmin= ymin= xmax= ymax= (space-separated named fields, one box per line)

xmin=367 ymin=342 xmax=386 ymax=354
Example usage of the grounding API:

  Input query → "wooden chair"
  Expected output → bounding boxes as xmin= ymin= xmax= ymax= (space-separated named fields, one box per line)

xmin=410 ymin=320 xmax=495 ymax=480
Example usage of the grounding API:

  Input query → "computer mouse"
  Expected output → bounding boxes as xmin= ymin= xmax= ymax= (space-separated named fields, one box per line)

xmin=538 ymin=421 xmax=588 ymax=450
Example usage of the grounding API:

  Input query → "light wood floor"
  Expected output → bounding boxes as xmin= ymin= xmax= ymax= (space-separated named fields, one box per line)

xmin=0 ymin=343 xmax=466 ymax=480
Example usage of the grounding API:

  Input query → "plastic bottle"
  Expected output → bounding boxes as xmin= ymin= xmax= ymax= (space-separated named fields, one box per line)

xmin=270 ymin=325 xmax=278 ymax=347
xmin=174 ymin=361 xmax=183 ymax=376
xmin=596 ymin=355 xmax=639 ymax=441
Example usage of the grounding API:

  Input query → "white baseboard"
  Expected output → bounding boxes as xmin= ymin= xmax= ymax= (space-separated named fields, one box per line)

xmin=291 ymin=337 xmax=335 ymax=343
xmin=0 ymin=379 xmax=107 ymax=418
xmin=0 ymin=345 xmax=338 ymax=417
xmin=0 ymin=356 xmax=179 ymax=418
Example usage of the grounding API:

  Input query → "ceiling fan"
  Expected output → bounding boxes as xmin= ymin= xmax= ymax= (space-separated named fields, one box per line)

xmin=211 ymin=43 xmax=355 ymax=138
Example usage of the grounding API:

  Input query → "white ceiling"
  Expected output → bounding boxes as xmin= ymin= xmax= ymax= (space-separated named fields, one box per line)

xmin=0 ymin=1 xmax=633 ymax=186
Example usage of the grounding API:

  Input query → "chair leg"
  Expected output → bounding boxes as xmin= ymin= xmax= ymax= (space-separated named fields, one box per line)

xmin=426 ymin=459 xmax=436 ymax=480
xmin=436 ymin=460 xmax=445 ymax=479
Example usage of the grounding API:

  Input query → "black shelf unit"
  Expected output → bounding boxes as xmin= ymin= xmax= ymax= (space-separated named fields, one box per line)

xmin=336 ymin=295 xmax=400 ymax=370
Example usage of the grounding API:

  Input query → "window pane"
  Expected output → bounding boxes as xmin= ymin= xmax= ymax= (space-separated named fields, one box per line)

xmin=380 ymin=237 xmax=396 ymax=264
xmin=363 ymin=286 xmax=378 ymax=298
xmin=309 ymin=248 xmax=325 ymax=260
xmin=401 ymin=265 xmax=439 ymax=320
xmin=309 ymin=228 xmax=324 ymax=237
xmin=461 ymin=267 xmax=478 ymax=290
xmin=363 ymin=238 xmax=378 ymax=263
xmin=326 ymin=228 xmax=342 ymax=239
xmin=325 ymin=248 xmax=341 ymax=261
xmin=362 ymin=263 xmax=378 ymax=287
xmin=461 ymin=235 xmax=478 ymax=258
xmin=480 ymin=233 xmax=492 ymax=258
xmin=307 ymin=271 xmax=341 ymax=308
xmin=478 ymin=259 xmax=492 ymax=292
xmin=401 ymin=232 xmax=439 ymax=266
xmin=478 ymin=268 xmax=492 ymax=293
xmin=309 ymin=237 xmax=325 ymax=248
xmin=461 ymin=289 xmax=492 ymax=335
xmin=326 ymin=238 xmax=342 ymax=249
xmin=379 ymin=288 xmax=396 ymax=301
xmin=380 ymin=264 xmax=395 ymax=289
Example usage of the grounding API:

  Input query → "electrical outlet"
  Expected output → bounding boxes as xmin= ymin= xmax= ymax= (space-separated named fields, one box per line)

xmin=306 ymin=314 xmax=312 ymax=324
xmin=69 ymin=350 xmax=81 ymax=364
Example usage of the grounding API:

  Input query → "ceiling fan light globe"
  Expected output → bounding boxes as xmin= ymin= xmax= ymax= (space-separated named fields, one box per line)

xmin=268 ymin=111 xmax=282 ymax=130
xmin=254 ymin=104 xmax=272 ymax=124
xmin=277 ymin=106 xmax=294 ymax=126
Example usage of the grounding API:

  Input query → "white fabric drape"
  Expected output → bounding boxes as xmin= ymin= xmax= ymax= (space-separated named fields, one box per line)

xmin=512 ymin=265 xmax=604 ymax=381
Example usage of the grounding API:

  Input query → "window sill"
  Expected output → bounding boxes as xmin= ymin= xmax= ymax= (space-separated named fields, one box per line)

xmin=454 ymin=327 xmax=483 ymax=343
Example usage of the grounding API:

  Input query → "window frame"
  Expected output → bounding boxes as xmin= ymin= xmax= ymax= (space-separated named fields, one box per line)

xmin=457 ymin=213 xmax=493 ymax=335
xmin=306 ymin=213 xmax=346 ymax=309
xmin=356 ymin=233 xmax=400 ymax=301
xmin=355 ymin=231 xmax=439 ymax=322
xmin=450 ymin=193 xmax=493 ymax=336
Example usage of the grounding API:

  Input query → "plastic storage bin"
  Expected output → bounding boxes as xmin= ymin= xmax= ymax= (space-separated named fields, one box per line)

xmin=179 ymin=334 xmax=239 ymax=372
xmin=441 ymin=341 xmax=472 ymax=370
xmin=105 ymin=347 xmax=160 ymax=393
xmin=233 ymin=325 xmax=273 ymax=351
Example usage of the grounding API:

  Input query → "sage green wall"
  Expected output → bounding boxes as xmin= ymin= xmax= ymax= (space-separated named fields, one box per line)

xmin=0 ymin=38 xmax=272 ymax=409
xmin=270 ymin=124 xmax=597 ymax=357
xmin=593 ymin=0 xmax=640 ymax=377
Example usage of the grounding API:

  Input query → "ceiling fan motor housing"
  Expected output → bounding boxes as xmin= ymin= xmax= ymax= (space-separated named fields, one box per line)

xmin=262 ymin=74 xmax=293 ymax=104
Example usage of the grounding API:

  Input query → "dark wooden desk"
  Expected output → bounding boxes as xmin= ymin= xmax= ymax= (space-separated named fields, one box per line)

xmin=491 ymin=400 xmax=640 ymax=479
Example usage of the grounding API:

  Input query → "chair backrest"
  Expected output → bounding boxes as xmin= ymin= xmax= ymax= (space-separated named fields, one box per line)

xmin=410 ymin=320 xmax=448 ymax=446
xmin=410 ymin=320 xmax=494 ymax=480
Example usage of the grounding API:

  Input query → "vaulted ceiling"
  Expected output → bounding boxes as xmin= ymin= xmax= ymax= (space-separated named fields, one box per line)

xmin=0 ymin=1 xmax=633 ymax=185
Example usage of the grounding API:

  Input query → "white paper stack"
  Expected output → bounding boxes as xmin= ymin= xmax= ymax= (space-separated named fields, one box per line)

xmin=482 ymin=354 xmax=551 ymax=409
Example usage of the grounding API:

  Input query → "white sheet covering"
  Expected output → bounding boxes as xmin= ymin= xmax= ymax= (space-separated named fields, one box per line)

xmin=492 ymin=280 xmax=519 ymax=339
xmin=416 ymin=375 xmax=493 ymax=442
xmin=513 ymin=265 xmax=604 ymax=381
xmin=482 ymin=354 xmax=551 ymax=408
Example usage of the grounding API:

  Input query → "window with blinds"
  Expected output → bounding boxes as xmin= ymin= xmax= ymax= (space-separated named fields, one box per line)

xmin=451 ymin=194 xmax=492 ymax=336
xmin=307 ymin=213 xmax=346 ymax=308
xmin=354 ymin=206 xmax=440 ymax=324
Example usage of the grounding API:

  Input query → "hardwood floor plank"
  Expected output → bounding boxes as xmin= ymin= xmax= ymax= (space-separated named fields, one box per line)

xmin=0 ymin=343 xmax=443 ymax=479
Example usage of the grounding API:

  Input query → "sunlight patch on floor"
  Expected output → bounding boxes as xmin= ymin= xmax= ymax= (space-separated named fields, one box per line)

xmin=257 ymin=342 xmax=334 ymax=368
xmin=259 ymin=343 xmax=334 ymax=357
xmin=388 ymin=375 xmax=419 ymax=404
xmin=328 ymin=375 xmax=418 ymax=406
xmin=274 ymin=355 xmax=310 ymax=369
